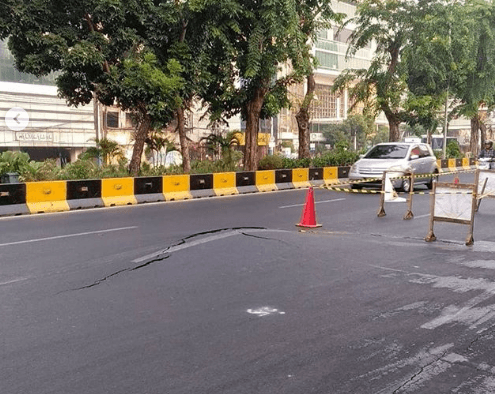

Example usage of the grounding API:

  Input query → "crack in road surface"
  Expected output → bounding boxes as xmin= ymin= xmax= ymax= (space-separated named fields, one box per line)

xmin=68 ymin=227 xmax=289 ymax=291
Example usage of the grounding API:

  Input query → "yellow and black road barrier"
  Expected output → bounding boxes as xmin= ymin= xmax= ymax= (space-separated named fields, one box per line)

xmin=0 ymin=158 xmax=477 ymax=217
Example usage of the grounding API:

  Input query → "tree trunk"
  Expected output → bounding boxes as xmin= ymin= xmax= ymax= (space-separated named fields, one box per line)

xmin=177 ymin=106 xmax=191 ymax=173
xmin=384 ymin=111 xmax=401 ymax=142
xmin=129 ymin=113 xmax=152 ymax=176
xmin=470 ymin=115 xmax=480 ymax=157
xmin=480 ymin=117 xmax=487 ymax=148
xmin=295 ymin=73 xmax=315 ymax=160
xmin=244 ymin=86 xmax=267 ymax=171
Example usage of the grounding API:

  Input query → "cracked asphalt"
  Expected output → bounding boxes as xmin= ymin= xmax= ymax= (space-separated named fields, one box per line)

xmin=2 ymin=172 xmax=495 ymax=393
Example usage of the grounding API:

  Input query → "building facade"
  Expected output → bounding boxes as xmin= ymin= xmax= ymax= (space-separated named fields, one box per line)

xmin=0 ymin=40 xmax=98 ymax=164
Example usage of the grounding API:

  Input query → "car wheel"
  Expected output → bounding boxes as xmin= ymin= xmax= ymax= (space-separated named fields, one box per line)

xmin=400 ymin=178 xmax=411 ymax=193
xmin=426 ymin=171 xmax=439 ymax=190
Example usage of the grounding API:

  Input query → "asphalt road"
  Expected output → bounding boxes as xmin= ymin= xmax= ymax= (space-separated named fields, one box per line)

xmin=2 ymin=172 xmax=495 ymax=393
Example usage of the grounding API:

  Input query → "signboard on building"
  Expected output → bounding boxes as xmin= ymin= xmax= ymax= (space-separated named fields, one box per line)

xmin=16 ymin=132 xmax=54 ymax=141
xmin=232 ymin=132 xmax=271 ymax=146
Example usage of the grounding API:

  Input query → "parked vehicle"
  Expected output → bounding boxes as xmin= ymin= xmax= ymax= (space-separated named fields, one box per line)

xmin=349 ymin=142 xmax=439 ymax=192
xmin=478 ymin=157 xmax=495 ymax=170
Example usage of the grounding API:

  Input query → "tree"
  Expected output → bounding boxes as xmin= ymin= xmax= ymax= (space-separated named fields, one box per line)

xmin=403 ymin=0 xmax=491 ymax=155
xmin=145 ymin=131 xmax=174 ymax=167
xmin=449 ymin=0 xmax=495 ymax=156
xmin=294 ymin=1 xmax=342 ymax=160
xmin=321 ymin=114 xmax=377 ymax=151
xmin=81 ymin=137 xmax=124 ymax=165
xmin=333 ymin=0 xmax=417 ymax=142
xmin=0 ymin=1 xmax=186 ymax=176
xmin=206 ymin=0 xmax=312 ymax=171
xmin=147 ymin=0 xmax=239 ymax=174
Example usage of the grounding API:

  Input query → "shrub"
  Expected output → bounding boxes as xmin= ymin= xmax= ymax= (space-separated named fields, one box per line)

xmin=446 ymin=140 xmax=462 ymax=159
xmin=59 ymin=159 xmax=99 ymax=180
xmin=258 ymin=154 xmax=285 ymax=170
xmin=191 ymin=159 xmax=216 ymax=174
xmin=280 ymin=157 xmax=311 ymax=169
xmin=311 ymin=149 xmax=359 ymax=167
xmin=0 ymin=151 xmax=37 ymax=178
xmin=22 ymin=159 xmax=60 ymax=181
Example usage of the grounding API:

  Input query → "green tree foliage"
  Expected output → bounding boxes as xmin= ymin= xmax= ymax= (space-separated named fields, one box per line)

xmin=321 ymin=114 xmax=379 ymax=151
xmin=449 ymin=0 xmax=495 ymax=156
xmin=293 ymin=1 xmax=342 ymax=160
xmin=80 ymin=137 xmax=124 ymax=165
xmin=206 ymin=0 xmax=314 ymax=171
xmin=402 ymin=0 xmax=490 ymax=154
xmin=333 ymin=0 xmax=416 ymax=142
xmin=0 ymin=0 xmax=186 ymax=176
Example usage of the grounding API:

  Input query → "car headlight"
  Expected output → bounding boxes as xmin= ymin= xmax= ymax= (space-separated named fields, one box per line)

xmin=350 ymin=163 xmax=358 ymax=173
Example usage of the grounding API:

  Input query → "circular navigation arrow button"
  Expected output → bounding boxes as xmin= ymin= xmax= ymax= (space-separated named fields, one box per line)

xmin=5 ymin=107 xmax=29 ymax=131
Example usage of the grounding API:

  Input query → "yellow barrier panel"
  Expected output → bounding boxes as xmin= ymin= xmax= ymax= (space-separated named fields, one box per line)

xmin=102 ymin=178 xmax=137 ymax=206
xmin=26 ymin=181 xmax=70 ymax=213
xmin=213 ymin=172 xmax=238 ymax=196
xmin=437 ymin=159 xmax=442 ymax=170
xmin=323 ymin=167 xmax=339 ymax=185
xmin=255 ymin=170 xmax=277 ymax=192
xmin=163 ymin=175 xmax=192 ymax=201
xmin=292 ymin=168 xmax=311 ymax=189
xmin=462 ymin=157 xmax=471 ymax=170
xmin=448 ymin=158 xmax=456 ymax=171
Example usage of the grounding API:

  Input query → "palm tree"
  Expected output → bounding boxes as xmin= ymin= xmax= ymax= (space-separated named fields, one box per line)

xmin=81 ymin=138 xmax=124 ymax=165
xmin=202 ymin=131 xmax=240 ymax=161
xmin=145 ymin=132 xmax=176 ymax=166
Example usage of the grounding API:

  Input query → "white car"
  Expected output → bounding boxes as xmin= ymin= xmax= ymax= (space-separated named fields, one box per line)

xmin=349 ymin=142 xmax=439 ymax=192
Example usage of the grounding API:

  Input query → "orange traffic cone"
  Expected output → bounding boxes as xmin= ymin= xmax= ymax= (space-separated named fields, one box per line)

xmin=296 ymin=187 xmax=322 ymax=228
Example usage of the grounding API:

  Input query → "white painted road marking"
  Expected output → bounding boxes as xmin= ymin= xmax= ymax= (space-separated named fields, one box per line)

xmin=279 ymin=198 xmax=345 ymax=209
xmin=0 ymin=226 xmax=138 ymax=247
xmin=247 ymin=307 xmax=285 ymax=317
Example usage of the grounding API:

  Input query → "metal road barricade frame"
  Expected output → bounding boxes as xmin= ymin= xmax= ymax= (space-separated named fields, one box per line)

xmin=475 ymin=169 xmax=495 ymax=212
xmin=425 ymin=180 xmax=478 ymax=246
xmin=377 ymin=171 xmax=415 ymax=220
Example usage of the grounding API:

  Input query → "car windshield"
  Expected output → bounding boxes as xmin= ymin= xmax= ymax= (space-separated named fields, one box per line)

xmin=364 ymin=145 xmax=409 ymax=159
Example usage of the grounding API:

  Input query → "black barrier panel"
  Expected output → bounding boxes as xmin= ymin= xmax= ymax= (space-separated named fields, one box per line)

xmin=309 ymin=168 xmax=323 ymax=181
xmin=456 ymin=159 xmax=463 ymax=168
xmin=470 ymin=158 xmax=476 ymax=166
xmin=441 ymin=159 xmax=449 ymax=168
xmin=190 ymin=174 xmax=213 ymax=190
xmin=67 ymin=180 xmax=101 ymax=200
xmin=0 ymin=183 xmax=26 ymax=205
xmin=275 ymin=169 xmax=292 ymax=184
xmin=338 ymin=166 xmax=350 ymax=178
xmin=236 ymin=172 xmax=255 ymax=186
xmin=134 ymin=177 xmax=163 ymax=195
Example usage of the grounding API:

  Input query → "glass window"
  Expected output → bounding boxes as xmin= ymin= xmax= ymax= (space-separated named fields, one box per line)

xmin=410 ymin=146 xmax=421 ymax=158
xmin=106 ymin=111 xmax=119 ymax=128
xmin=125 ymin=113 xmax=137 ymax=128
xmin=365 ymin=145 xmax=409 ymax=159
xmin=419 ymin=145 xmax=431 ymax=158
